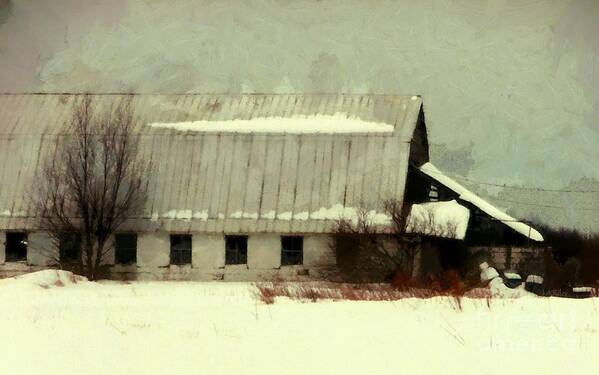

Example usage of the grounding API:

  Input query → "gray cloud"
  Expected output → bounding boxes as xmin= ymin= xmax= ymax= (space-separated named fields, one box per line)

xmin=1 ymin=0 xmax=598 ymax=229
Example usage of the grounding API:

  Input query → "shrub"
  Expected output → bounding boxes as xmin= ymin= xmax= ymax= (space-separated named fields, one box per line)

xmin=330 ymin=232 xmax=390 ymax=283
xmin=536 ymin=224 xmax=599 ymax=287
xmin=390 ymin=270 xmax=414 ymax=290
xmin=254 ymin=274 xmax=473 ymax=306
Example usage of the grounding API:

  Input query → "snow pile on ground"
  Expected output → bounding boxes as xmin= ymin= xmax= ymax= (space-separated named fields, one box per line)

xmin=419 ymin=163 xmax=544 ymax=242
xmin=148 ymin=113 xmax=395 ymax=134
xmin=0 ymin=270 xmax=87 ymax=290
xmin=479 ymin=263 xmax=533 ymax=298
xmin=480 ymin=262 xmax=500 ymax=282
xmin=406 ymin=200 xmax=470 ymax=239
xmin=0 ymin=275 xmax=597 ymax=374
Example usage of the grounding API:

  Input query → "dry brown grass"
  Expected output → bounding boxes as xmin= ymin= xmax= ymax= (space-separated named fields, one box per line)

xmin=253 ymin=281 xmax=493 ymax=306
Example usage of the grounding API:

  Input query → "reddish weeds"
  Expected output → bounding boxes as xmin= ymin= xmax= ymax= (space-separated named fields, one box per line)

xmin=254 ymin=285 xmax=277 ymax=304
xmin=254 ymin=281 xmax=490 ymax=306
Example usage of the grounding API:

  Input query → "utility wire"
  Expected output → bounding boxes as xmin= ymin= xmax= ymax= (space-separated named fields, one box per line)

xmin=490 ymin=197 xmax=599 ymax=212
xmin=422 ymin=169 xmax=599 ymax=211
xmin=451 ymin=175 xmax=599 ymax=193
xmin=423 ymin=168 xmax=599 ymax=194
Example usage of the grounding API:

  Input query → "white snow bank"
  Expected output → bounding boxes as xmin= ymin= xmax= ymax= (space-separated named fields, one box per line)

xmin=406 ymin=200 xmax=470 ymax=239
xmin=488 ymin=277 xmax=533 ymax=298
xmin=0 ymin=279 xmax=596 ymax=375
xmin=419 ymin=163 xmax=544 ymax=242
xmin=480 ymin=263 xmax=533 ymax=298
xmin=480 ymin=262 xmax=500 ymax=282
xmin=148 ymin=113 xmax=395 ymax=134
xmin=0 ymin=270 xmax=87 ymax=289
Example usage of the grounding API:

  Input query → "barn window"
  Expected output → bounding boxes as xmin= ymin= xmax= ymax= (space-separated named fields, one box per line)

xmin=429 ymin=184 xmax=439 ymax=202
xmin=5 ymin=232 xmax=27 ymax=262
xmin=170 ymin=234 xmax=192 ymax=265
xmin=281 ymin=236 xmax=303 ymax=266
xmin=115 ymin=233 xmax=137 ymax=265
xmin=225 ymin=235 xmax=248 ymax=265
xmin=60 ymin=233 xmax=81 ymax=262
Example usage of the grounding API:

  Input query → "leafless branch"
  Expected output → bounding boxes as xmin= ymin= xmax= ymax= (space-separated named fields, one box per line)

xmin=331 ymin=199 xmax=460 ymax=282
xmin=34 ymin=95 xmax=150 ymax=280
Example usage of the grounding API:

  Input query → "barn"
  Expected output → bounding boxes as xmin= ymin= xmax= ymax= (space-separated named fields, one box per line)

xmin=0 ymin=93 xmax=544 ymax=280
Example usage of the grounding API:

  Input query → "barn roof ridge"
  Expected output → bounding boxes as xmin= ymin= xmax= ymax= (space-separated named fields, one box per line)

xmin=0 ymin=92 xmax=423 ymax=97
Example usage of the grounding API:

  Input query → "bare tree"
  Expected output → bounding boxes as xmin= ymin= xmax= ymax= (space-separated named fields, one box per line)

xmin=35 ymin=95 xmax=150 ymax=280
xmin=331 ymin=199 xmax=459 ymax=282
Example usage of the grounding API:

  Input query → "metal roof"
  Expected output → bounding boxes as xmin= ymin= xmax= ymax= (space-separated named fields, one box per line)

xmin=0 ymin=93 xmax=424 ymax=233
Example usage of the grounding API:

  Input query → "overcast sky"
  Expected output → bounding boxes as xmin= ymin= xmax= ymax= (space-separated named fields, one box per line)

xmin=1 ymin=0 xmax=598 ymax=230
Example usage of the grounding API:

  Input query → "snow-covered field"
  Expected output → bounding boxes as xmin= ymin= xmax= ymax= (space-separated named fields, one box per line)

xmin=1 ymin=271 xmax=598 ymax=375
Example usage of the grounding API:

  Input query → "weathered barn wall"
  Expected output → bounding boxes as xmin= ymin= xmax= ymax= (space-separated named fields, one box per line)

xmin=0 ymin=231 xmax=336 ymax=281
xmin=193 ymin=234 xmax=226 ymax=269
xmin=468 ymin=246 xmax=545 ymax=275
xmin=27 ymin=232 xmax=56 ymax=266
xmin=137 ymin=233 xmax=170 ymax=268
xmin=304 ymin=235 xmax=335 ymax=267
xmin=247 ymin=234 xmax=280 ymax=269
xmin=412 ymin=241 xmax=546 ymax=279
xmin=412 ymin=242 xmax=442 ymax=278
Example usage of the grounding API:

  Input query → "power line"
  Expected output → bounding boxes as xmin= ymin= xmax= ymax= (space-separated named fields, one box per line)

xmin=422 ymin=168 xmax=599 ymax=211
xmin=451 ymin=175 xmax=599 ymax=193
xmin=491 ymin=197 xmax=599 ymax=212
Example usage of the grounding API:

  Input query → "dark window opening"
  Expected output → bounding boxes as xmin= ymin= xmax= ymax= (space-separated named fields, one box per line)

xmin=281 ymin=236 xmax=303 ymax=266
xmin=60 ymin=233 xmax=82 ymax=263
xmin=115 ymin=233 xmax=137 ymax=265
xmin=225 ymin=235 xmax=248 ymax=265
xmin=5 ymin=232 xmax=27 ymax=262
xmin=170 ymin=235 xmax=192 ymax=265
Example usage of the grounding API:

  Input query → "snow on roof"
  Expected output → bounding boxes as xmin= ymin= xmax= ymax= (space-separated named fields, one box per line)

xmin=148 ymin=113 xmax=395 ymax=134
xmin=419 ymin=163 xmax=544 ymax=242
xmin=406 ymin=200 xmax=470 ymax=239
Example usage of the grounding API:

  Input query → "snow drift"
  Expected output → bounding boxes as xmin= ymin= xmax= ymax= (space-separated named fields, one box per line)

xmin=0 ymin=270 xmax=87 ymax=289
